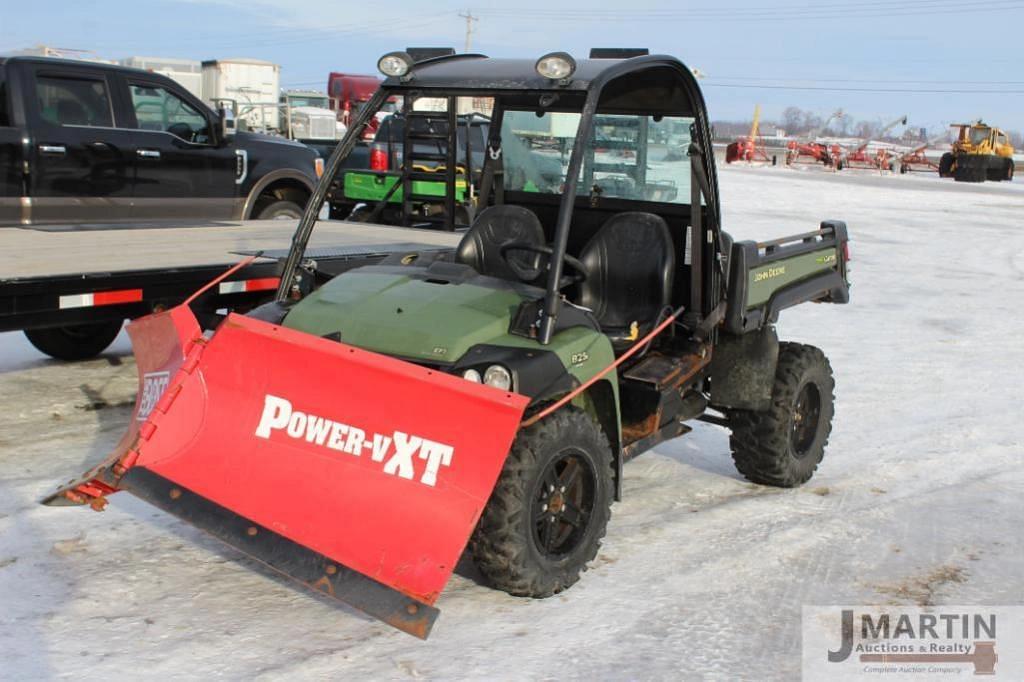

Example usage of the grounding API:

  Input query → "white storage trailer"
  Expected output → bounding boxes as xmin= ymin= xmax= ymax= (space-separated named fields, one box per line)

xmin=118 ymin=56 xmax=204 ymax=99
xmin=201 ymin=58 xmax=281 ymax=131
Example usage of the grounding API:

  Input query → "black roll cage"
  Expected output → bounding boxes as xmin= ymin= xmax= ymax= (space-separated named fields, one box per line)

xmin=276 ymin=54 xmax=721 ymax=345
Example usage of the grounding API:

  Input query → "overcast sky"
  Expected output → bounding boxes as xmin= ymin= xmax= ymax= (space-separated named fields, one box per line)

xmin=3 ymin=0 xmax=1022 ymax=132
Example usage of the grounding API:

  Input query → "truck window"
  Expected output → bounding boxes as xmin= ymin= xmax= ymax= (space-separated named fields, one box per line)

xmin=35 ymin=75 xmax=113 ymax=127
xmin=129 ymin=84 xmax=211 ymax=144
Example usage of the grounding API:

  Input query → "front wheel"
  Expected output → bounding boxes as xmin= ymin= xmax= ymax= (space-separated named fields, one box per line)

xmin=727 ymin=342 xmax=835 ymax=487
xmin=24 ymin=320 xmax=123 ymax=361
xmin=470 ymin=407 xmax=614 ymax=598
xmin=938 ymin=152 xmax=955 ymax=178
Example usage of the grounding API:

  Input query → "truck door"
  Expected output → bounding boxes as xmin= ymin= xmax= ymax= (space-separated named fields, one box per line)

xmin=25 ymin=65 xmax=135 ymax=223
xmin=0 ymin=64 xmax=23 ymax=225
xmin=125 ymin=79 xmax=238 ymax=220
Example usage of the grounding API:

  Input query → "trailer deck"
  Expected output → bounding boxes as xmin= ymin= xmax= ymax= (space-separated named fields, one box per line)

xmin=0 ymin=220 xmax=462 ymax=339
xmin=0 ymin=220 xmax=461 ymax=280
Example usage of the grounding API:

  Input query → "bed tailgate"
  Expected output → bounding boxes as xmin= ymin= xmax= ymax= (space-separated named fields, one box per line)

xmin=724 ymin=220 xmax=850 ymax=334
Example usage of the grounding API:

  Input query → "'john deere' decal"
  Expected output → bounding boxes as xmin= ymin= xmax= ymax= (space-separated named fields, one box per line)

xmin=254 ymin=394 xmax=454 ymax=486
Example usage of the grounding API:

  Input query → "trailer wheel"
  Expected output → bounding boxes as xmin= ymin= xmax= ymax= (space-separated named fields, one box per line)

xmin=24 ymin=320 xmax=123 ymax=361
xmin=938 ymin=152 xmax=955 ymax=178
xmin=727 ymin=342 xmax=834 ymax=488
xmin=254 ymin=200 xmax=304 ymax=220
xmin=470 ymin=407 xmax=613 ymax=598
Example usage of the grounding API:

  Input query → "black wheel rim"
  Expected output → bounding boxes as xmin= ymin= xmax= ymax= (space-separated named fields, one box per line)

xmin=791 ymin=383 xmax=822 ymax=458
xmin=531 ymin=451 xmax=596 ymax=559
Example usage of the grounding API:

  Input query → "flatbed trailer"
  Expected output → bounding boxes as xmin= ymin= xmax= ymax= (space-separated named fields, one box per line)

xmin=0 ymin=220 xmax=460 ymax=359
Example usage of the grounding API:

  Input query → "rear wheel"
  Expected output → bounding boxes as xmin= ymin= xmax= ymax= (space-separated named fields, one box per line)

xmin=727 ymin=343 xmax=835 ymax=487
xmin=470 ymin=407 xmax=614 ymax=598
xmin=938 ymin=152 xmax=955 ymax=178
xmin=24 ymin=320 xmax=123 ymax=361
xmin=254 ymin=200 xmax=304 ymax=220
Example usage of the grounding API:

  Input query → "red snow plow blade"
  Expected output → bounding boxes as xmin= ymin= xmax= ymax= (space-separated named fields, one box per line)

xmin=44 ymin=304 xmax=529 ymax=638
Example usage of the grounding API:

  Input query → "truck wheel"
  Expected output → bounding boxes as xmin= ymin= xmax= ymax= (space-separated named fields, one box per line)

xmin=727 ymin=343 xmax=835 ymax=488
xmin=1005 ymin=159 xmax=1015 ymax=181
xmin=954 ymin=164 xmax=985 ymax=183
xmin=24 ymin=320 xmax=123 ymax=361
xmin=938 ymin=152 xmax=954 ymax=178
xmin=470 ymin=407 xmax=614 ymax=598
xmin=254 ymin=200 xmax=304 ymax=220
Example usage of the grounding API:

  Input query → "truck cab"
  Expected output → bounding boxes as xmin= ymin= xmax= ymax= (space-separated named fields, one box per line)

xmin=0 ymin=56 xmax=324 ymax=225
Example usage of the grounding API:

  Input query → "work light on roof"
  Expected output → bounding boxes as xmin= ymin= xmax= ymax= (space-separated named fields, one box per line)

xmin=535 ymin=52 xmax=576 ymax=81
xmin=378 ymin=52 xmax=413 ymax=78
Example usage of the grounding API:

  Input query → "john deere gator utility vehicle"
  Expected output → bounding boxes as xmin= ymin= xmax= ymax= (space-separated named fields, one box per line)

xmin=939 ymin=121 xmax=1015 ymax=182
xmin=46 ymin=48 xmax=851 ymax=639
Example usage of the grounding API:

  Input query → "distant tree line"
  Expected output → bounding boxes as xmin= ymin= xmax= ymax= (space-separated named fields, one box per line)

xmin=713 ymin=106 xmax=1023 ymax=147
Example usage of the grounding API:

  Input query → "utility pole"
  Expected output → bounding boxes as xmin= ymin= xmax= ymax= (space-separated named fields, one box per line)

xmin=458 ymin=10 xmax=478 ymax=53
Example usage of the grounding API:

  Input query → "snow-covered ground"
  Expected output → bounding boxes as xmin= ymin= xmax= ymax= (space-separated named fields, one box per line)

xmin=1 ymin=166 xmax=1022 ymax=680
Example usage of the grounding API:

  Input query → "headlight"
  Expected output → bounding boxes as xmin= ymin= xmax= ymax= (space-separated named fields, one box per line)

xmin=483 ymin=364 xmax=513 ymax=391
xmin=378 ymin=51 xmax=413 ymax=78
xmin=314 ymin=157 xmax=324 ymax=178
xmin=535 ymin=52 xmax=576 ymax=81
xmin=462 ymin=368 xmax=482 ymax=383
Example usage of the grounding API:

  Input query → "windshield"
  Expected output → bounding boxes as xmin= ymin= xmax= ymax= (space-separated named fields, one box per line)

xmin=288 ymin=96 xmax=329 ymax=109
xmin=501 ymin=110 xmax=694 ymax=203
xmin=969 ymin=127 xmax=991 ymax=146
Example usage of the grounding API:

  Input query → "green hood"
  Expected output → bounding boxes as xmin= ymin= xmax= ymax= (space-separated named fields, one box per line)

xmin=282 ymin=268 xmax=528 ymax=363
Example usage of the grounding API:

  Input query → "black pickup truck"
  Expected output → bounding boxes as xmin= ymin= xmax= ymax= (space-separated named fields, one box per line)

xmin=0 ymin=56 xmax=322 ymax=226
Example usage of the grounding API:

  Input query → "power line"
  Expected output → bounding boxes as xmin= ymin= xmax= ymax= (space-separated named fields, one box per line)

xmin=478 ymin=0 xmax=1024 ymax=22
xmin=704 ymin=83 xmax=1024 ymax=94
xmin=709 ymin=76 xmax=1024 ymax=85
xmin=91 ymin=11 xmax=451 ymax=52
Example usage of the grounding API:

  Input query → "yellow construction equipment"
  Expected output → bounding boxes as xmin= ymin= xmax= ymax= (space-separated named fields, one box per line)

xmin=939 ymin=121 xmax=1015 ymax=182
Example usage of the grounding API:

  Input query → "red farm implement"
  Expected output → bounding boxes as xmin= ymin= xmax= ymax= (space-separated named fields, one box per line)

xmin=725 ymin=105 xmax=776 ymax=165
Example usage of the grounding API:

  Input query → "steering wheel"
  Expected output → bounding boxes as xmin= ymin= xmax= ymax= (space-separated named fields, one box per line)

xmin=499 ymin=242 xmax=588 ymax=288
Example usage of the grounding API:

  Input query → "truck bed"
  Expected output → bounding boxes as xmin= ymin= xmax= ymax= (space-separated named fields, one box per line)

xmin=0 ymin=220 xmax=461 ymax=280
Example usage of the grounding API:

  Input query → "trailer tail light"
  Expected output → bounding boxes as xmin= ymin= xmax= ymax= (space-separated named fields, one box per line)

xmin=217 ymin=277 xmax=281 ymax=294
xmin=59 ymin=289 xmax=143 ymax=309
xmin=369 ymin=143 xmax=389 ymax=171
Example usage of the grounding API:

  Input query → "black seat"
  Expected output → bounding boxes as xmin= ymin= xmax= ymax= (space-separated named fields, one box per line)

xmin=455 ymin=205 xmax=546 ymax=282
xmin=577 ymin=212 xmax=676 ymax=351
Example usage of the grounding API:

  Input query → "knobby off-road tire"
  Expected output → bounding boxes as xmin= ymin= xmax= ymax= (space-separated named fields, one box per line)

xmin=727 ymin=342 xmax=835 ymax=488
xmin=470 ymin=407 xmax=614 ymax=598
xmin=938 ymin=152 xmax=955 ymax=178
xmin=24 ymin=320 xmax=123 ymax=361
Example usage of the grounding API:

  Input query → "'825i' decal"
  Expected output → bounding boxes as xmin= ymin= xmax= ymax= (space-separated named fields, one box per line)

xmin=137 ymin=371 xmax=170 ymax=421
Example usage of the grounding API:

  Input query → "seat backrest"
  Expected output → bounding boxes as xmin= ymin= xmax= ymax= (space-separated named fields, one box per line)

xmin=455 ymin=205 xmax=545 ymax=281
xmin=577 ymin=212 xmax=676 ymax=332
